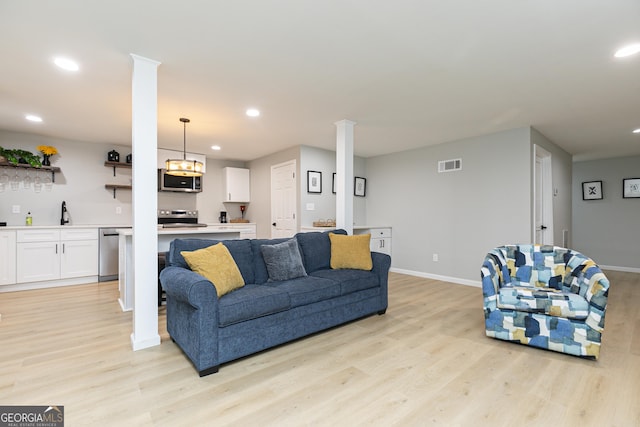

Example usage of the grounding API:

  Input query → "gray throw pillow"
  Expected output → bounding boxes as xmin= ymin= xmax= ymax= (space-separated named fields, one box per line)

xmin=260 ymin=238 xmax=308 ymax=282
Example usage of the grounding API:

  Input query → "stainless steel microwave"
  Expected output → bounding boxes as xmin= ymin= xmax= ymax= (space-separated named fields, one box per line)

xmin=157 ymin=169 xmax=202 ymax=193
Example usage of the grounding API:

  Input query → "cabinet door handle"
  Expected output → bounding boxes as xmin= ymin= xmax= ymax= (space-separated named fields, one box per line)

xmin=55 ymin=243 xmax=58 ymax=254
xmin=63 ymin=243 xmax=65 ymax=254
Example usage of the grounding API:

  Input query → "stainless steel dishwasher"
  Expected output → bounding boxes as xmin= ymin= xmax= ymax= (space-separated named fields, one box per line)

xmin=99 ymin=228 xmax=120 ymax=282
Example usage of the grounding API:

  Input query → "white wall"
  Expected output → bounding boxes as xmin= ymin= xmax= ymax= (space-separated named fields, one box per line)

xmin=299 ymin=145 xmax=366 ymax=228
xmin=366 ymin=127 xmax=535 ymax=282
xmin=572 ymin=155 xmax=640 ymax=270
xmin=0 ymin=130 xmax=245 ymax=226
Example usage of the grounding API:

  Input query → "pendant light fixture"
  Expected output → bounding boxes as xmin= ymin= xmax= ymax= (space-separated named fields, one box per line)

xmin=165 ymin=117 xmax=203 ymax=177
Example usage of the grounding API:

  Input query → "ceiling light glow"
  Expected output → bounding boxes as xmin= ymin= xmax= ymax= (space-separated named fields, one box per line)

xmin=25 ymin=114 xmax=43 ymax=122
xmin=54 ymin=57 xmax=80 ymax=71
xmin=246 ymin=108 xmax=260 ymax=117
xmin=211 ymin=145 xmax=221 ymax=150
xmin=633 ymin=128 xmax=640 ymax=134
xmin=614 ymin=43 xmax=640 ymax=58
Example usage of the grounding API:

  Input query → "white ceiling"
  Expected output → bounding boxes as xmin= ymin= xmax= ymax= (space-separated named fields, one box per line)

xmin=1 ymin=1 xmax=639 ymax=162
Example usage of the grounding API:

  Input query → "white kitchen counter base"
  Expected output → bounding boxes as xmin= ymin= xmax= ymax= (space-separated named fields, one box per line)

xmin=117 ymin=226 xmax=251 ymax=311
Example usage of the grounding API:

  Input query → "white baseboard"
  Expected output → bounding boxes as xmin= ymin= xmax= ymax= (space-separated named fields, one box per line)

xmin=390 ymin=267 xmax=481 ymax=288
xmin=599 ymin=265 xmax=640 ymax=274
xmin=0 ymin=276 xmax=99 ymax=293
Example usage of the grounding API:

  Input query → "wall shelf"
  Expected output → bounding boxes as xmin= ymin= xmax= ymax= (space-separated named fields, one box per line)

xmin=104 ymin=162 xmax=132 ymax=198
xmin=104 ymin=161 xmax=131 ymax=176
xmin=105 ymin=184 xmax=132 ymax=198
xmin=0 ymin=162 xmax=61 ymax=182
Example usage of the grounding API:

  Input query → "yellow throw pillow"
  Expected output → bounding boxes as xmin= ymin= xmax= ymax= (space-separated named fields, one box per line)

xmin=329 ymin=233 xmax=373 ymax=270
xmin=181 ymin=243 xmax=245 ymax=297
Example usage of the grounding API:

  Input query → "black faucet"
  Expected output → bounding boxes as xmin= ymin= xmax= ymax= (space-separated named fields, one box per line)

xmin=61 ymin=201 xmax=70 ymax=225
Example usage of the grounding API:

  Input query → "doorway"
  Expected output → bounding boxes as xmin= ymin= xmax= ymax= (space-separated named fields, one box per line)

xmin=534 ymin=145 xmax=554 ymax=245
xmin=270 ymin=160 xmax=297 ymax=238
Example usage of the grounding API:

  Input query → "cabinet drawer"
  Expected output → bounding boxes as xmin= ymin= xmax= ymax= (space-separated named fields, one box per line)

xmin=17 ymin=229 xmax=60 ymax=243
xmin=61 ymin=228 xmax=98 ymax=241
xmin=368 ymin=228 xmax=391 ymax=238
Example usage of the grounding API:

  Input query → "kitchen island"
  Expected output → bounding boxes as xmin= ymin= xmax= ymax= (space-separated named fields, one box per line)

xmin=117 ymin=226 xmax=252 ymax=311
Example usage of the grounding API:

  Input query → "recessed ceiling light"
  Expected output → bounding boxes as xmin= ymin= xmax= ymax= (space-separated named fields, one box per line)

xmin=211 ymin=145 xmax=221 ymax=151
xmin=54 ymin=57 xmax=79 ymax=71
xmin=614 ymin=43 xmax=640 ymax=58
xmin=25 ymin=114 xmax=43 ymax=123
xmin=633 ymin=128 xmax=640 ymax=134
xmin=246 ymin=108 xmax=260 ymax=117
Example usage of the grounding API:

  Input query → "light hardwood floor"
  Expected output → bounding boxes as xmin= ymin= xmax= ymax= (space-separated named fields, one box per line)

xmin=1 ymin=270 xmax=639 ymax=426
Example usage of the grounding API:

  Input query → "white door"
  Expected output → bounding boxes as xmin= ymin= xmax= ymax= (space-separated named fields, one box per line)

xmin=271 ymin=160 xmax=297 ymax=238
xmin=534 ymin=145 xmax=554 ymax=245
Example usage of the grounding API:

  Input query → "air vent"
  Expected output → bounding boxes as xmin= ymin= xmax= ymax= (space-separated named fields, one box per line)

xmin=438 ymin=158 xmax=462 ymax=173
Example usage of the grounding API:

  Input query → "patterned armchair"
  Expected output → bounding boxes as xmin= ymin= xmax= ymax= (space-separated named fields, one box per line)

xmin=481 ymin=245 xmax=609 ymax=359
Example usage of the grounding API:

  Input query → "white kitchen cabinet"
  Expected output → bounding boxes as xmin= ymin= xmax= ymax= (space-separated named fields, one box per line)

xmin=355 ymin=227 xmax=392 ymax=256
xmin=60 ymin=229 xmax=99 ymax=278
xmin=157 ymin=148 xmax=206 ymax=173
xmin=0 ymin=231 xmax=17 ymax=285
xmin=17 ymin=229 xmax=61 ymax=283
xmin=16 ymin=228 xmax=98 ymax=284
xmin=222 ymin=167 xmax=250 ymax=202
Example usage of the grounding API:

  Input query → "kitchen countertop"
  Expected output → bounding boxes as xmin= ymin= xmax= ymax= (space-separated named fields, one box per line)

xmin=0 ymin=224 xmax=132 ymax=230
xmin=117 ymin=224 xmax=253 ymax=236
xmin=300 ymin=225 xmax=391 ymax=230
xmin=0 ymin=222 xmax=255 ymax=230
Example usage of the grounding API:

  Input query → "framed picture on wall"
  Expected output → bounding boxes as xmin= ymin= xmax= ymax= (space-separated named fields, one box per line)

xmin=582 ymin=180 xmax=603 ymax=200
xmin=332 ymin=173 xmax=336 ymax=194
xmin=307 ymin=170 xmax=322 ymax=193
xmin=623 ymin=178 xmax=640 ymax=199
xmin=355 ymin=177 xmax=366 ymax=197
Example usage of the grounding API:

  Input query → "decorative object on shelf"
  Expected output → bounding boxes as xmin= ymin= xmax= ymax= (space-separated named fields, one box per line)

xmin=307 ymin=170 xmax=322 ymax=193
xmin=0 ymin=147 xmax=42 ymax=167
xmin=107 ymin=150 xmax=120 ymax=162
xmin=240 ymin=205 xmax=246 ymax=219
xmin=582 ymin=180 xmax=603 ymax=200
xmin=623 ymin=178 xmax=640 ymax=199
xmin=126 ymin=153 xmax=132 ymax=163
xmin=37 ymin=145 xmax=58 ymax=166
xmin=355 ymin=176 xmax=367 ymax=197
xmin=165 ymin=118 xmax=203 ymax=177
xmin=313 ymin=219 xmax=336 ymax=227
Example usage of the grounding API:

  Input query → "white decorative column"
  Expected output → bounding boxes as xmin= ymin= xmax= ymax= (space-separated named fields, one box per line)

xmin=130 ymin=54 xmax=161 ymax=351
xmin=335 ymin=119 xmax=356 ymax=235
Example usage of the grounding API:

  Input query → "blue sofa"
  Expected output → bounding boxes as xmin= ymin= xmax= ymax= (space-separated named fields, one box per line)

xmin=160 ymin=229 xmax=391 ymax=376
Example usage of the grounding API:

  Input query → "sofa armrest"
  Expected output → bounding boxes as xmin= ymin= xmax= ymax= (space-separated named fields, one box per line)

xmin=371 ymin=252 xmax=391 ymax=311
xmin=160 ymin=266 xmax=218 ymax=310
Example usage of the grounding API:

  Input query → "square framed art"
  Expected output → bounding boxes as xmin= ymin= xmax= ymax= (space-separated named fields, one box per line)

xmin=623 ymin=178 xmax=640 ymax=199
xmin=582 ymin=181 xmax=603 ymax=200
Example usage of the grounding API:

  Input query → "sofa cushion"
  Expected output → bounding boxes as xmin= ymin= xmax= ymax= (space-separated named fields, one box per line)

xmin=329 ymin=233 xmax=372 ymax=271
xmin=251 ymin=238 xmax=290 ymax=284
xmin=169 ymin=238 xmax=255 ymax=284
xmin=218 ymin=284 xmax=291 ymax=327
xmin=264 ymin=276 xmax=341 ymax=308
xmin=261 ymin=238 xmax=308 ymax=282
xmin=311 ymin=269 xmax=379 ymax=295
xmin=497 ymin=286 xmax=589 ymax=320
xmin=295 ymin=229 xmax=347 ymax=274
xmin=181 ymin=242 xmax=245 ymax=297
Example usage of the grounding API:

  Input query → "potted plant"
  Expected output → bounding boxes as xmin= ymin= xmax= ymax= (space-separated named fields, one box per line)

xmin=0 ymin=147 xmax=42 ymax=167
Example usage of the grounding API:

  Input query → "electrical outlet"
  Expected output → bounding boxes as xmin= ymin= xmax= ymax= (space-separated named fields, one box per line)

xmin=12 ymin=205 xmax=20 ymax=214
xmin=115 ymin=206 xmax=122 ymax=214
xmin=432 ymin=253 xmax=439 ymax=262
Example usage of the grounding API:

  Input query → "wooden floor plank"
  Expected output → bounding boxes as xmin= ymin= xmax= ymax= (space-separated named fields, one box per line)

xmin=0 ymin=271 xmax=638 ymax=426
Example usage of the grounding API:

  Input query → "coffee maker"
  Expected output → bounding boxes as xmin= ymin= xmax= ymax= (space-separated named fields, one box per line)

xmin=219 ymin=211 xmax=227 ymax=223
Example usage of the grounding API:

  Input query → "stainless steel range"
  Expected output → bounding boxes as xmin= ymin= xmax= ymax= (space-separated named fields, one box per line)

xmin=158 ymin=209 xmax=208 ymax=228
